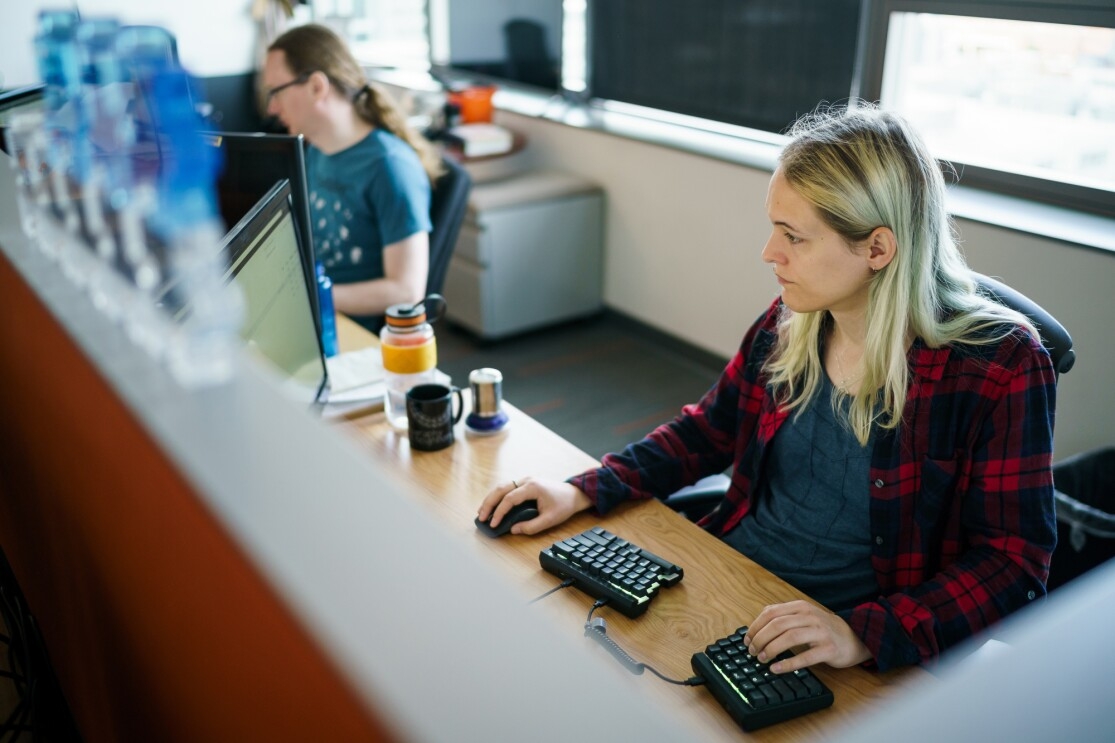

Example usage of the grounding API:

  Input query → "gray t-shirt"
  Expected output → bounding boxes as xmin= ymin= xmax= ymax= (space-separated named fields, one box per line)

xmin=724 ymin=372 xmax=877 ymax=611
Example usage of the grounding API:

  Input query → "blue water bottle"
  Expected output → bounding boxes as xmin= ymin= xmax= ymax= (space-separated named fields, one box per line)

xmin=146 ymin=66 xmax=243 ymax=386
xmin=316 ymin=262 xmax=339 ymax=357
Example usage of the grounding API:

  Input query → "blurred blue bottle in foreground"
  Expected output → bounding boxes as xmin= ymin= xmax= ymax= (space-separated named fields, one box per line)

xmin=35 ymin=9 xmax=83 ymax=236
xmin=316 ymin=262 xmax=339 ymax=357
xmin=13 ymin=14 xmax=242 ymax=387
xmin=143 ymin=66 xmax=243 ymax=386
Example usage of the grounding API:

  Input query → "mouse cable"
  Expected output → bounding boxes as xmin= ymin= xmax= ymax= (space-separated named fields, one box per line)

xmin=527 ymin=578 xmax=576 ymax=605
xmin=583 ymin=601 xmax=705 ymax=687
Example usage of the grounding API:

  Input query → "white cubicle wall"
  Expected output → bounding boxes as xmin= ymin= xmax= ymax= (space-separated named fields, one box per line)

xmin=0 ymin=0 xmax=260 ymax=87
xmin=0 ymin=155 xmax=695 ymax=743
xmin=833 ymin=558 xmax=1115 ymax=741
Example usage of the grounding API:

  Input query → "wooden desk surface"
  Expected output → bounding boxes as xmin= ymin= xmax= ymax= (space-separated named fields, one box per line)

xmin=336 ymin=313 xmax=378 ymax=353
xmin=338 ymin=399 xmax=930 ymax=742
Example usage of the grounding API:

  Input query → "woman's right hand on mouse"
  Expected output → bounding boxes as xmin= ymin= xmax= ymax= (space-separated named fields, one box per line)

xmin=477 ymin=478 xmax=593 ymax=536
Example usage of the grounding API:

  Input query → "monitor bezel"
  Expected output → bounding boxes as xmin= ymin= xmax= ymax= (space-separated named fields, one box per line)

xmin=205 ymin=130 xmax=320 ymax=337
xmin=221 ymin=177 xmax=330 ymax=408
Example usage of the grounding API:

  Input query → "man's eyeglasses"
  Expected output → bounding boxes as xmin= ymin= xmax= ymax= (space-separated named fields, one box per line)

xmin=266 ymin=74 xmax=312 ymax=103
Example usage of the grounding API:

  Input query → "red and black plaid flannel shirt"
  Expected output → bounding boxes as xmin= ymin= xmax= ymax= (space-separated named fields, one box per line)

xmin=570 ymin=298 xmax=1057 ymax=671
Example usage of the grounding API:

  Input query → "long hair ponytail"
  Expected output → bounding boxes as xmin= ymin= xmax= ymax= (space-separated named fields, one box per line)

xmin=351 ymin=82 xmax=444 ymax=182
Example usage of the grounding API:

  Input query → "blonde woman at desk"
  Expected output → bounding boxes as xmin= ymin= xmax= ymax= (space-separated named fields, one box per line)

xmin=263 ymin=24 xmax=442 ymax=332
xmin=478 ymin=104 xmax=1057 ymax=674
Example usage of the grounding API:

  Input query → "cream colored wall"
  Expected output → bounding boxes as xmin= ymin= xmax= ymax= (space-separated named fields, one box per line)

xmin=495 ymin=109 xmax=1115 ymax=459
xmin=497 ymin=110 xmax=780 ymax=356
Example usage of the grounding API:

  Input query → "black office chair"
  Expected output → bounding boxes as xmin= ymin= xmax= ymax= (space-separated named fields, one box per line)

xmin=973 ymin=272 xmax=1075 ymax=376
xmin=427 ymin=155 xmax=472 ymax=297
xmin=664 ymin=271 xmax=1076 ymax=521
xmin=503 ymin=19 xmax=560 ymax=90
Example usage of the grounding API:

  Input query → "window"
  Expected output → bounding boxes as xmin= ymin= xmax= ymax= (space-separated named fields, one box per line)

xmin=315 ymin=0 xmax=429 ymax=70
xmin=428 ymin=0 xmax=566 ymax=92
xmin=324 ymin=0 xmax=1115 ymax=219
xmin=562 ymin=0 xmax=588 ymax=93
xmin=586 ymin=0 xmax=862 ymax=135
xmin=860 ymin=1 xmax=1115 ymax=217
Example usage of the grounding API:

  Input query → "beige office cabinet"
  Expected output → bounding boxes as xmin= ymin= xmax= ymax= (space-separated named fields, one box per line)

xmin=444 ymin=170 xmax=603 ymax=339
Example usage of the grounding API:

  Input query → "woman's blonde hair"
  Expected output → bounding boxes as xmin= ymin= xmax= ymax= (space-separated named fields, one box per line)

xmin=764 ymin=103 xmax=1037 ymax=444
xmin=268 ymin=24 xmax=443 ymax=183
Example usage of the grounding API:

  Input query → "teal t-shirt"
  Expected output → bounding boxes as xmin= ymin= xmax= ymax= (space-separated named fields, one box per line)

xmin=306 ymin=129 xmax=432 ymax=286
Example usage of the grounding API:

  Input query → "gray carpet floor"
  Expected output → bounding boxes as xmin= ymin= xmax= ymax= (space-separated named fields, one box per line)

xmin=435 ymin=311 xmax=729 ymax=460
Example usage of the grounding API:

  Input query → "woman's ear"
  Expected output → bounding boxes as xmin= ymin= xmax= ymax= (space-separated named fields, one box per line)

xmin=308 ymin=70 xmax=331 ymax=100
xmin=867 ymin=226 xmax=897 ymax=271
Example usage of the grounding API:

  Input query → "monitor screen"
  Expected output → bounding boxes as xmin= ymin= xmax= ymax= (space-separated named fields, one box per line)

xmin=432 ymin=0 xmax=563 ymax=92
xmin=222 ymin=178 xmax=328 ymax=406
xmin=0 ymin=84 xmax=47 ymax=154
xmin=204 ymin=130 xmax=319 ymax=330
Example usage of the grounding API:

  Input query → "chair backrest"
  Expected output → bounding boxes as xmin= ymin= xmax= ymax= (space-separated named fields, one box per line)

xmin=426 ymin=155 xmax=471 ymax=296
xmin=973 ymin=272 xmax=1076 ymax=376
xmin=503 ymin=19 xmax=559 ymax=89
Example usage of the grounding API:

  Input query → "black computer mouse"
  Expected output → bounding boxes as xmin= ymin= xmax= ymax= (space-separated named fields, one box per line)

xmin=475 ymin=499 xmax=540 ymax=538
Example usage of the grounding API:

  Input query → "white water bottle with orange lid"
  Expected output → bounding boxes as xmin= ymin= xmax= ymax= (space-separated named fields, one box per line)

xmin=380 ymin=294 xmax=446 ymax=430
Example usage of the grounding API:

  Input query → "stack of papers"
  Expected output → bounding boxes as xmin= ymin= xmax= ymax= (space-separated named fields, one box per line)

xmin=446 ymin=123 xmax=513 ymax=157
xmin=326 ymin=346 xmax=386 ymax=407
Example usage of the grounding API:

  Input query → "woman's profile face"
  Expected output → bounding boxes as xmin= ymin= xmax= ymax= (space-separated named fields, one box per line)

xmin=262 ymin=50 xmax=313 ymax=137
xmin=761 ymin=168 xmax=874 ymax=317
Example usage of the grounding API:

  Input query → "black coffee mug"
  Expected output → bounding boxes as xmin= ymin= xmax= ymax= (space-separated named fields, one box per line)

xmin=406 ymin=383 xmax=464 ymax=451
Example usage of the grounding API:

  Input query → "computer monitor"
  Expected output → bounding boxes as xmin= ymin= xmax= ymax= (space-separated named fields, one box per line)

xmin=0 ymin=84 xmax=47 ymax=155
xmin=204 ymin=131 xmax=319 ymax=331
xmin=222 ymin=177 xmax=328 ymax=406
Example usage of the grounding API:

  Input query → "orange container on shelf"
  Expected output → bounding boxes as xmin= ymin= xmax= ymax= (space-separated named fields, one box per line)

xmin=449 ymin=85 xmax=496 ymax=124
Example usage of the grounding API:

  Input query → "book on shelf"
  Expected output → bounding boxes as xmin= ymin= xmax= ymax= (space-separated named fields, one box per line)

xmin=444 ymin=123 xmax=513 ymax=158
